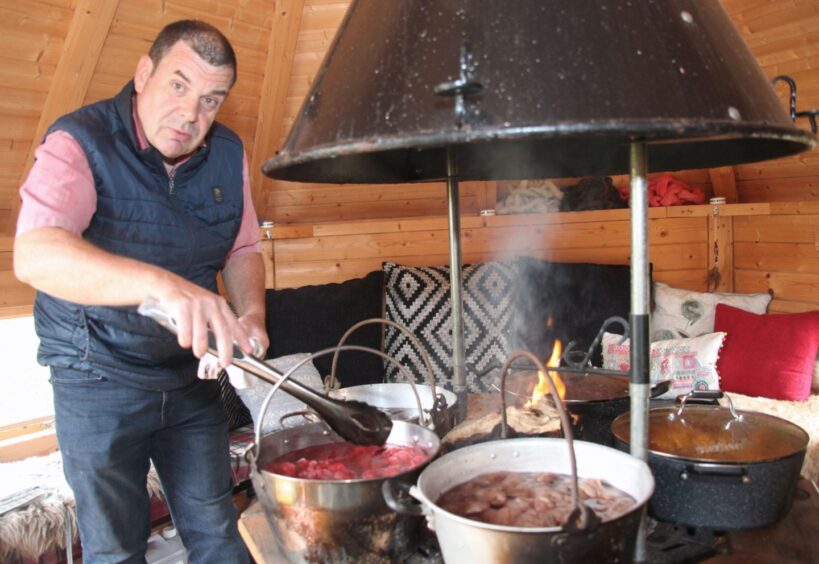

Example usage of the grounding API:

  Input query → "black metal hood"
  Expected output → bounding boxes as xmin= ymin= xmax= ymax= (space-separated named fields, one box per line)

xmin=262 ymin=0 xmax=815 ymax=184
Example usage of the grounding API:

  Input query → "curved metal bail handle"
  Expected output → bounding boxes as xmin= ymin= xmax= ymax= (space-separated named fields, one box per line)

xmin=250 ymin=344 xmax=419 ymax=448
xmin=562 ymin=316 xmax=630 ymax=370
xmin=772 ymin=75 xmax=818 ymax=133
xmin=251 ymin=344 xmax=424 ymax=449
xmin=498 ymin=350 xmax=598 ymax=532
xmin=330 ymin=318 xmax=436 ymax=427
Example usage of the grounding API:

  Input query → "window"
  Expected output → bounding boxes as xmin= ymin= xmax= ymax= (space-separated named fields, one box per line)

xmin=0 ymin=316 xmax=53 ymax=427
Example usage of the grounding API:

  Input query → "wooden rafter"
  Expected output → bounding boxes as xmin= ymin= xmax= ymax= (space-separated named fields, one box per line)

xmin=248 ymin=0 xmax=306 ymax=217
xmin=7 ymin=0 xmax=120 ymax=236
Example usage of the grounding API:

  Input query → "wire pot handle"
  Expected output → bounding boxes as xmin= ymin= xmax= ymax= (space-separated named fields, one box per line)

xmin=252 ymin=344 xmax=428 ymax=451
xmin=329 ymin=318 xmax=438 ymax=396
xmin=498 ymin=350 xmax=598 ymax=532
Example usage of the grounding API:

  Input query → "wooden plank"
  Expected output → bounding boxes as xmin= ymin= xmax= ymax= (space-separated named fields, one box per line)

xmin=734 ymin=215 xmax=819 ymax=243
xmin=734 ymin=241 xmax=819 ymax=274
xmin=734 ymin=269 xmax=819 ymax=305
xmin=709 ymin=166 xmax=738 ymax=203
xmin=708 ymin=210 xmax=734 ymax=292
xmin=738 ymin=177 xmax=819 ymax=203
xmin=769 ymin=298 xmax=819 ymax=314
xmin=6 ymin=0 xmax=119 ymax=236
xmin=266 ymin=194 xmax=483 ymax=224
xmin=249 ymin=0 xmax=304 ymax=212
xmin=653 ymin=270 xmax=710 ymax=292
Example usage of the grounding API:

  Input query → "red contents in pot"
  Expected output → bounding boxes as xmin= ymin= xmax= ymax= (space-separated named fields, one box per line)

xmin=264 ymin=442 xmax=429 ymax=480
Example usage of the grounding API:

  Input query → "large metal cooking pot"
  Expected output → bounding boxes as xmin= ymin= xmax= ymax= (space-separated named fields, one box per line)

xmin=249 ymin=420 xmax=440 ymax=563
xmin=384 ymin=350 xmax=654 ymax=563
xmin=246 ymin=345 xmax=441 ymax=562
xmin=330 ymin=383 xmax=458 ymax=436
xmin=384 ymin=437 xmax=654 ymax=563
xmin=611 ymin=391 xmax=809 ymax=530
xmin=327 ymin=318 xmax=458 ymax=435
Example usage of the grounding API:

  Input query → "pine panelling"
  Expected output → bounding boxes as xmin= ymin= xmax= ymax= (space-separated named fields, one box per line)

xmin=249 ymin=0 xmax=305 ymax=213
xmin=0 ymin=57 xmax=57 ymax=94
xmin=724 ymin=0 xmax=819 ymax=204
xmin=735 ymin=241 xmax=819 ymax=273
xmin=732 ymin=212 xmax=819 ymax=312
xmin=269 ymin=212 xmax=709 ymax=290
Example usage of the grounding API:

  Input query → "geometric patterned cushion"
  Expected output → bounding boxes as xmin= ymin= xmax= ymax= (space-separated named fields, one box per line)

xmin=217 ymin=370 xmax=253 ymax=430
xmin=383 ymin=261 xmax=517 ymax=392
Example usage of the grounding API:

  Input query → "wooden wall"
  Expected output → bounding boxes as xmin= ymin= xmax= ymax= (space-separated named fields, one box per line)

xmin=2 ymin=1 xmax=819 ymax=317
xmin=262 ymin=202 xmax=819 ymax=314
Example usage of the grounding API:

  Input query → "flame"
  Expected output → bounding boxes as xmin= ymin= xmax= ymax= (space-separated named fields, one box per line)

xmin=528 ymin=340 xmax=565 ymax=406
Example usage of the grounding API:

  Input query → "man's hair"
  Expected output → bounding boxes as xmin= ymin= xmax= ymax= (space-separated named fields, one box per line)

xmin=149 ymin=20 xmax=237 ymax=86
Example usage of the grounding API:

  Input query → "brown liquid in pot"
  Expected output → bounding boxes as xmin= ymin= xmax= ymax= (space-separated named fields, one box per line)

xmin=436 ymin=471 xmax=636 ymax=527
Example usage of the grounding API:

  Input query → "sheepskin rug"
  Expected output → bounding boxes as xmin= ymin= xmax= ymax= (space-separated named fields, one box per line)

xmin=0 ymin=451 xmax=163 ymax=560
xmin=721 ymin=392 xmax=819 ymax=485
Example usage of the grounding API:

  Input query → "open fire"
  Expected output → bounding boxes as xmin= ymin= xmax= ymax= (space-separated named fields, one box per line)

xmin=527 ymin=340 xmax=566 ymax=408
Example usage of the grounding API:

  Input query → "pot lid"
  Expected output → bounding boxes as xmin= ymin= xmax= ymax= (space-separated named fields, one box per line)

xmin=611 ymin=404 xmax=809 ymax=463
xmin=262 ymin=0 xmax=815 ymax=184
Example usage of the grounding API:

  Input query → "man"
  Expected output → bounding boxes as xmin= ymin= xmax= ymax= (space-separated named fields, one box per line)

xmin=14 ymin=20 xmax=265 ymax=563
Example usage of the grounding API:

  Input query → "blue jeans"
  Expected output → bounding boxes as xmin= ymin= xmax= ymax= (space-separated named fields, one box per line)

xmin=52 ymin=368 xmax=249 ymax=564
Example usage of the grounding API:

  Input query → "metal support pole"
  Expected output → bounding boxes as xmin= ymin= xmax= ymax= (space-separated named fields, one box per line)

xmin=446 ymin=148 xmax=468 ymax=423
xmin=629 ymin=141 xmax=651 ymax=562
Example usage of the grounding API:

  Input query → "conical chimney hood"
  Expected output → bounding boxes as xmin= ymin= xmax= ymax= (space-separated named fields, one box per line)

xmin=263 ymin=0 xmax=814 ymax=183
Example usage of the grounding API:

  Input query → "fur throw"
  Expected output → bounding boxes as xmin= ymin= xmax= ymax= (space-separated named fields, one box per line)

xmin=721 ymin=392 xmax=819 ymax=485
xmin=0 ymin=451 xmax=164 ymax=559
xmin=496 ymin=179 xmax=564 ymax=214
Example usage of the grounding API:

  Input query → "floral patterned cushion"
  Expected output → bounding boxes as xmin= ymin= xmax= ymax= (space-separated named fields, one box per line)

xmin=651 ymin=282 xmax=771 ymax=341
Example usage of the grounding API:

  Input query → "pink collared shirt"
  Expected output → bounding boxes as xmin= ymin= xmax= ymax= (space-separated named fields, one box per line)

xmin=17 ymin=121 xmax=262 ymax=261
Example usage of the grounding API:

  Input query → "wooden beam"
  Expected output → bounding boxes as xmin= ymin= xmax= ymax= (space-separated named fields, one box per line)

xmin=709 ymin=166 xmax=739 ymax=203
xmin=6 ymin=0 xmax=119 ymax=236
xmin=707 ymin=204 xmax=734 ymax=292
xmin=248 ymin=0 xmax=306 ymax=218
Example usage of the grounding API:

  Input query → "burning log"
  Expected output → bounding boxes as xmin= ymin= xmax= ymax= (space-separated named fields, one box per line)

xmin=441 ymin=395 xmax=562 ymax=453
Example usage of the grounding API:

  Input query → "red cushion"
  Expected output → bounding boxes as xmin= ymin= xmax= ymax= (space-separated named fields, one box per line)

xmin=714 ymin=304 xmax=819 ymax=401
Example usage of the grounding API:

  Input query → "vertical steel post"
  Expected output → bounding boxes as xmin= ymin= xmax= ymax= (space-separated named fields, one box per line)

xmin=629 ymin=141 xmax=651 ymax=561
xmin=446 ymin=148 xmax=468 ymax=422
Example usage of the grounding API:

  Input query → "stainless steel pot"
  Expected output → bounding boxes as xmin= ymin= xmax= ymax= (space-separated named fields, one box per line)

xmin=329 ymin=383 xmax=458 ymax=436
xmin=249 ymin=420 xmax=440 ymax=563
xmin=384 ymin=437 xmax=654 ymax=563
xmin=611 ymin=391 xmax=809 ymax=530
xmin=384 ymin=350 xmax=654 ymax=563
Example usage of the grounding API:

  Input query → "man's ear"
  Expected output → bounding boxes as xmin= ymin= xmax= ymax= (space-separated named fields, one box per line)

xmin=134 ymin=55 xmax=154 ymax=93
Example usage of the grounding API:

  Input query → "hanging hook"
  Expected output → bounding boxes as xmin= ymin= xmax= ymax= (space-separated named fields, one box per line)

xmin=772 ymin=75 xmax=818 ymax=133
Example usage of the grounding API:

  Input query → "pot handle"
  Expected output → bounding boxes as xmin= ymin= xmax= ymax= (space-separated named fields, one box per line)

xmin=498 ymin=351 xmax=600 ymax=533
xmin=328 ymin=318 xmax=437 ymax=429
xmin=675 ymin=391 xmax=743 ymax=429
xmin=382 ymin=479 xmax=425 ymax=516
xmin=681 ymin=463 xmax=751 ymax=485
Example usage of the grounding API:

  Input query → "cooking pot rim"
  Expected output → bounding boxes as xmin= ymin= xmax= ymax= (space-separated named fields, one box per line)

xmin=254 ymin=419 xmax=441 ymax=483
xmin=611 ymin=404 xmax=809 ymax=463
xmin=411 ymin=437 xmax=653 ymax=533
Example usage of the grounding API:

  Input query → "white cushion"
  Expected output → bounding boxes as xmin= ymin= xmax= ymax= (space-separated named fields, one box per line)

xmin=651 ymin=281 xmax=771 ymax=341
xmin=601 ymin=331 xmax=725 ymax=400
xmin=235 ymin=353 xmax=324 ymax=435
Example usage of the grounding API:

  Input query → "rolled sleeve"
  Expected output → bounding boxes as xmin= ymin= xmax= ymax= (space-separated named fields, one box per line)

xmin=16 ymin=130 xmax=96 ymax=237
xmin=226 ymin=151 xmax=262 ymax=261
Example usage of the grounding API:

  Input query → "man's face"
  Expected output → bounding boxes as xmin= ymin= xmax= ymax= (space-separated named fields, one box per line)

xmin=133 ymin=41 xmax=234 ymax=160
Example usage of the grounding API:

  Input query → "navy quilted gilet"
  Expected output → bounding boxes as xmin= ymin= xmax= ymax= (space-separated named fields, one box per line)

xmin=33 ymin=81 xmax=244 ymax=390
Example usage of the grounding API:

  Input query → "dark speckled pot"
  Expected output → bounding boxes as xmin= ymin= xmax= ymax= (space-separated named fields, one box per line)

xmin=613 ymin=439 xmax=805 ymax=530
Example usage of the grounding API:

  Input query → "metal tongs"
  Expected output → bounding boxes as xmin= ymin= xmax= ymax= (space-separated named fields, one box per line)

xmin=138 ymin=299 xmax=393 ymax=445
